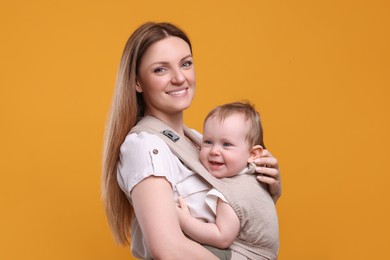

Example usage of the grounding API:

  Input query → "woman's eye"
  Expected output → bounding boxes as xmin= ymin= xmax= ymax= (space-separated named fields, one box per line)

xmin=182 ymin=60 xmax=193 ymax=68
xmin=153 ymin=67 xmax=166 ymax=73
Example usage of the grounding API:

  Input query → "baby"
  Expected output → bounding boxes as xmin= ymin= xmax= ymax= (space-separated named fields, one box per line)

xmin=177 ymin=101 xmax=279 ymax=259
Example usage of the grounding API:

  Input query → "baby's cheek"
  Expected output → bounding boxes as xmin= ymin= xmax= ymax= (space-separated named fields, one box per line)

xmin=199 ymin=150 xmax=208 ymax=165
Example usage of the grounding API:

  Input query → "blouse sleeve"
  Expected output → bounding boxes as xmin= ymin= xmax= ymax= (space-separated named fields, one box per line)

xmin=117 ymin=131 xmax=181 ymax=197
xmin=205 ymin=188 xmax=228 ymax=216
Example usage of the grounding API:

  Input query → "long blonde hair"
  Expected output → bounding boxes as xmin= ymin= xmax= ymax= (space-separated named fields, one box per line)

xmin=102 ymin=22 xmax=192 ymax=245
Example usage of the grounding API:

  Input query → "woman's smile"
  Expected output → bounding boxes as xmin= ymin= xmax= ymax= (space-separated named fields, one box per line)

xmin=166 ymin=87 xmax=188 ymax=96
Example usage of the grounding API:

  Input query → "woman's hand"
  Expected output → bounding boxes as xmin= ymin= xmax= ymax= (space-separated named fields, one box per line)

xmin=254 ymin=149 xmax=282 ymax=203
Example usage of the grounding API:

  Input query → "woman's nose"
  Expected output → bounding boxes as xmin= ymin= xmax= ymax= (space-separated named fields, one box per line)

xmin=171 ymin=69 xmax=185 ymax=85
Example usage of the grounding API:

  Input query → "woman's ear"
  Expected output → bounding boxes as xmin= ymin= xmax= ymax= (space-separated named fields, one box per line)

xmin=135 ymin=80 xmax=143 ymax=93
xmin=248 ymin=145 xmax=263 ymax=163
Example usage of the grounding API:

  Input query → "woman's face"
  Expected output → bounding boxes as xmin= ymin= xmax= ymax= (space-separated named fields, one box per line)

xmin=137 ymin=36 xmax=196 ymax=118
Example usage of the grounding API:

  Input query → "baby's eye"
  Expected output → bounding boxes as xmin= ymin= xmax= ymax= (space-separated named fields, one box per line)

xmin=203 ymin=140 xmax=212 ymax=145
xmin=223 ymin=143 xmax=232 ymax=147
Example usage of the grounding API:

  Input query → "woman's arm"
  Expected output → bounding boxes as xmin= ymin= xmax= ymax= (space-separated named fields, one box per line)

xmin=254 ymin=149 xmax=282 ymax=203
xmin=131 ymin=176 xmax=218 ymax=260
xmin=177 ymin=197 xmax=240 ymax=249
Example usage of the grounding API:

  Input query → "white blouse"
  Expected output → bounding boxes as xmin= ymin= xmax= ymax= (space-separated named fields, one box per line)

xmin=117 ymin=131 xmax=216 ymax=259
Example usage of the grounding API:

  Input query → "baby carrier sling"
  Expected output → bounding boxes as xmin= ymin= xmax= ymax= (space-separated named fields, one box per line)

xmin=131 ymin=116 xmax=279 ymax=260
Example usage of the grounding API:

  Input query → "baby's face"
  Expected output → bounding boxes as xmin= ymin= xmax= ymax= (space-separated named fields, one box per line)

xmin=200 ymin=113 xmax=251 ymax=178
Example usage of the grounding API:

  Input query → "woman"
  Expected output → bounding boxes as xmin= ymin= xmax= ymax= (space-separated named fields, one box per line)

xmin=102 ymin=22 xmax=282 ymax=259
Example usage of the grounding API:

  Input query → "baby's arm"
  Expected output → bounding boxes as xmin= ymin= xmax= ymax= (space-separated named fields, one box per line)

xmin=177 ymin=196 xmax=240 ymax=249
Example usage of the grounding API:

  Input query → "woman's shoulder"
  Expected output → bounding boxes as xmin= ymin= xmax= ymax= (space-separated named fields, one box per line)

xmin=121 ymin=131 xmax=170 ymax=151
xmin=118 ymin=131 xmax=182 ymax=195
xmin=119 ymin=131 xmax=177 ymax=174
xmin=123 ymin=130 xmax=165 ymax=142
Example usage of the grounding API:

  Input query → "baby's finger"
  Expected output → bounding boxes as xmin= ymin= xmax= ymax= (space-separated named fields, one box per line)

xmin=178 ymin=196 xmax=183 ymax=208
xmin=178 ymin=196 xmax=188 ymax=209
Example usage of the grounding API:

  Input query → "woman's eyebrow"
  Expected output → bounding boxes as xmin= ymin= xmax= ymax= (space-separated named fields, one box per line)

xmin=181 ymin=54 xmax=193 ymax=60
xmin=149 ymin=55 xmax=193 ymax=66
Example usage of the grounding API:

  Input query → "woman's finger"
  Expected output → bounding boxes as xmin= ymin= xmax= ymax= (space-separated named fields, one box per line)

xmin=257 ymin=175 xmax=282 ymax=203
xmin=260 ymin=149 xmax=273 ymax=158
xmin=257 ymin=175 xmax=278 ymax=185
xmin=254 ymin=157 xmax=278 ymax=168
xmin=255 ymin=150 xmax=278 ymax=167
xmin=255 ymin=166 xmax=279 ymax=179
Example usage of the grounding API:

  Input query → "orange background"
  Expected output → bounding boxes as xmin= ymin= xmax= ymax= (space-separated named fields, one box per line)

xmin=1 ymin=1 xmax=389 ymax=259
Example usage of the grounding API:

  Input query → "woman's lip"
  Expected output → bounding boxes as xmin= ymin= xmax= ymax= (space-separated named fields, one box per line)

xmin=166 ymin=88 xmax=188 ymax=96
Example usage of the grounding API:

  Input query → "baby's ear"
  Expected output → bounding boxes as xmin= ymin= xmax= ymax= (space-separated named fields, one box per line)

xmin=248 ymin=145 xmax=263 ymax=163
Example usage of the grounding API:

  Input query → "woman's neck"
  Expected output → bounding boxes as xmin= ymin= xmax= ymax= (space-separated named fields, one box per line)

xmin=144 ymin=112 xmax=185 ymax=137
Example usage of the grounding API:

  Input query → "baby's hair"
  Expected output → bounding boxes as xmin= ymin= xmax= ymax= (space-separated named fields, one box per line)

xmin=204 ymin=100 xmax=266 ymax=149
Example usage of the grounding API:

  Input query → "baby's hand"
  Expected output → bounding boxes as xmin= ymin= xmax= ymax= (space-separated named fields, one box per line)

xmin=176 ymin=196 xmax=192 ymax=228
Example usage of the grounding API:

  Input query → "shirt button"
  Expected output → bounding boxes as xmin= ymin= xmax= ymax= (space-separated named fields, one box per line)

xmin=153 ymin=149 xmax=158 ymax=154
